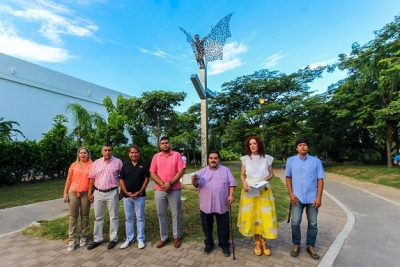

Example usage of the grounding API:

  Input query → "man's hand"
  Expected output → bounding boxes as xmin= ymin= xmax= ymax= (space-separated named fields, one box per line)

xmin=191 ymin=175 xmax=199 ymax=187
xmin=161 ymin=182 xmax=172 ymax=193
xmin=88 ymin=194 xmax=94 ymax=203
xmin=289 ymin=194 xmax=298 ymax=206
xmin=313 ymin=198 xmax=322 ymax=209
xmin=228 ymin=195 xmax=234 ymax=204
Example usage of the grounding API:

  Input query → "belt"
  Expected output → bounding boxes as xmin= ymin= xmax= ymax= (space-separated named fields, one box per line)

xmin=95 ymin=187 xmax=118 ymax=193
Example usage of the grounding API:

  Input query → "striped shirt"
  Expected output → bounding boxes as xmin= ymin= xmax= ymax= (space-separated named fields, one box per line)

xmin=89 ymin=156 xmax=123 ymax=190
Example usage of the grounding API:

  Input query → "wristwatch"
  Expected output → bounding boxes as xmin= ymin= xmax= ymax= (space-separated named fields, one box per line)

xmin=169 ymin=181 xmax=174 ymax=186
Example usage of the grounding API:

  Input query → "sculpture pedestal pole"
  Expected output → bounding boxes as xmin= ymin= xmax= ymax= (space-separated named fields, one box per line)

xmin=191 ymin=68 xmax=215 ymax=168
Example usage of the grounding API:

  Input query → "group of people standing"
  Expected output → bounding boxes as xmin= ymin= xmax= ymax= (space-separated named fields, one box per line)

xmin=63 ymin=136 xmax=184 ymax=252
xmin=191 ymin=136 xmax=325 ymax=260
xmin=63 ymin=135 xmax=325 ymax=261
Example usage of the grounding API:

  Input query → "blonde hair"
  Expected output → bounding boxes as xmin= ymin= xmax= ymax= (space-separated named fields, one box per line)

xmin=76 ymin=147 xmax=92 ymax=162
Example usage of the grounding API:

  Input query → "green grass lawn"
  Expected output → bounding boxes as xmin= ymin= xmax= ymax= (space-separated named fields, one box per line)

xmin=21 ymin=164 xmax=290 ymax=244
xmin=0 ymin=178 xmax=66 ymax=209
xmin=324 ymin=164 xmax=400 ymax=189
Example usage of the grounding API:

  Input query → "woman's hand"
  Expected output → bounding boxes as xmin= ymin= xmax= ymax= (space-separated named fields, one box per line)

xmin=63 ymin=192 xmax=69 ymax=203
xmin=243 ymin=181 xmax=250 ymax=192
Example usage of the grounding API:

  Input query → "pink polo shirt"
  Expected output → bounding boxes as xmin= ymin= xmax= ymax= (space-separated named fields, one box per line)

xmin=88 ymin=156 xmax=123 ymax=190
xmin=150 ymin=150 xmax=185 ymax=191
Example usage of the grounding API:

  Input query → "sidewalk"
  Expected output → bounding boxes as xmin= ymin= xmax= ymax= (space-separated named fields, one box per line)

xmin=0 ymin=170 xmax=348 ymax=267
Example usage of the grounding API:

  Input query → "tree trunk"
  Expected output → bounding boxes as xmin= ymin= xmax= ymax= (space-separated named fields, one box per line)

xmin=386 ymin=123 xmax=393 ymax=167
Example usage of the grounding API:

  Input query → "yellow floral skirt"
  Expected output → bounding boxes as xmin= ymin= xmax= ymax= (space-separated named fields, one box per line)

xmin=237 ymin=186 xmax=278 ymax=239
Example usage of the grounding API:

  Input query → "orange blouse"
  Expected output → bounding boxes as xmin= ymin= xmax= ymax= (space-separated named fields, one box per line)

xmin=68 ymin=161 xmax=93 ymax=195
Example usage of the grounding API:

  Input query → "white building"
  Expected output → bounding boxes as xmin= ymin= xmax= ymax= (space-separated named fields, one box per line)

xmin=0 ymin=53 xmax=130 ymax=141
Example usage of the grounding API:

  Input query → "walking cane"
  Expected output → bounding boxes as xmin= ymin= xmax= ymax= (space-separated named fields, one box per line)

xmin=229 ymin=204 xmax=236 ymax=260
xmin=287 ymin=203 xmax=292 ymax=223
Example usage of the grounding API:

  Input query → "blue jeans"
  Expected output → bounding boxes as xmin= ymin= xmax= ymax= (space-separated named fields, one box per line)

xmin=123 ymin=196 xmax=146 ymax=242
xmin=291 ymin=201 xmax=318 ymax=246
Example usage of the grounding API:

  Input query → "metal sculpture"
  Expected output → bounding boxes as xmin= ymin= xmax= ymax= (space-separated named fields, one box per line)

xmin=179 ymin=13 xmax=234 ymax=69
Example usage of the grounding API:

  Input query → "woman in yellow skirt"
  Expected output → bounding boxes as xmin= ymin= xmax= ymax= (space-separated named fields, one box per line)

xmin=237 ymin=136 xmax=278 ymax=256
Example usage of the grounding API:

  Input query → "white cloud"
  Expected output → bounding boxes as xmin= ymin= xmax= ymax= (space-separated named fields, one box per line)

xmin=139 ymin=47 xmax=171 ymax=58
xmin=9 ymin=4 xmax=98 ymax=44
xmin=207 ymin=41 xmax=247 ymax=75
xmin=0 ymin=22 xmax=69 ymax=62
xmin=264 ymin=52 xmax=286 ymax=68
xmin=307 ymin=58 xmax=336 ymax=69
xmin=0 ymin=0 xmax=98 ymax=61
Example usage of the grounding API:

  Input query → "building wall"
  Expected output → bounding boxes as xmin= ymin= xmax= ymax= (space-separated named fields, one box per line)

xmin=0 ymin=52 xmax=130 ymax=141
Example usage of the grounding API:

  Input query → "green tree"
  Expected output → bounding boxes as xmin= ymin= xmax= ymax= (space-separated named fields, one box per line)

xmin=38 ymin=115 xmax=75 ymax=178
xmin=0 ymin=117 xmax=25 ymax=141
xmin=101 ymin=96 xmax=129 ymax=146
xmin=139 ymin=90 xmax=187 ymax=147
xmin=209 ymin=67 xmax=325 ymax=151
xmin=168 ymin=104 xmax=201 ymax=163
xmin=65 ymin=103 xmax=104 ymax=148
xmin=333 ymin=14 xmax=400 ymax=165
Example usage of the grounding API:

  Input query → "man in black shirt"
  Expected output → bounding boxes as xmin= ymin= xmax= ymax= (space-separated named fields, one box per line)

xmin=119 ymin=145 xmax=150 ymax=249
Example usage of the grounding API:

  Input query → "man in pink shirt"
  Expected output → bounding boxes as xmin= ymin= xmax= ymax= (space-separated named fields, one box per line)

xmin=191 ymin=151 xmax=236 ymax=257
xmin=150 ymin=136 xmax=185 ymax=248
xmin=87 ymin=144 xmax=123 ymax=250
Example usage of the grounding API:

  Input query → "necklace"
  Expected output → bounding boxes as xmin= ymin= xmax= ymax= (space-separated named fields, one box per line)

xmin=80 ymin=161 xmax=88 ymax=168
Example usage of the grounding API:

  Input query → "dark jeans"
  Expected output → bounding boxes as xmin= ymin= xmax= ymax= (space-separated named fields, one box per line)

xmin=200 ymin=211 xmax=230 ymax=250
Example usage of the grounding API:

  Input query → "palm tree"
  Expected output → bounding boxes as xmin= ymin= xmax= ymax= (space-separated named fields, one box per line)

xmin=65 ymin=103 xmax=104 ymax=148
xmin=0 ymin=117 xmax=25 ymax=141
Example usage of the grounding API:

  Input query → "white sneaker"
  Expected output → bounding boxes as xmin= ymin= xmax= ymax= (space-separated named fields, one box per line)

xmin=80 ymin=239 xmax=87 ymax=247
xmin=120 ymin=240 xmax=134 ymax=249
xmin=67 ymin=244 xmax=75 ymax=252
xmin=138 ymin=240 xmax=145 ymax=249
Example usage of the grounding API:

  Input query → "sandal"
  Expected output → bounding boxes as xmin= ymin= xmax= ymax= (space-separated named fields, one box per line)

xmin=260 ymin=239 xmax=271 ymax=256
xmin=254 ymin=240 xmax=262 ymax=256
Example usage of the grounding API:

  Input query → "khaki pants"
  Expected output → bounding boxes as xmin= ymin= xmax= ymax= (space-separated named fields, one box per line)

xmin=68 ymin=190 xmax=91 ymax=245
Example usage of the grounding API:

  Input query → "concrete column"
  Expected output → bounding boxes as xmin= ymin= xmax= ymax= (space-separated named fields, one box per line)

xmin=200 ymin=68 xmax=208 ymax=168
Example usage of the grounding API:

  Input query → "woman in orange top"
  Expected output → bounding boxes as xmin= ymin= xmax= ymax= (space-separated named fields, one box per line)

xmin=63 ymin=147 xmax=93 ymax=252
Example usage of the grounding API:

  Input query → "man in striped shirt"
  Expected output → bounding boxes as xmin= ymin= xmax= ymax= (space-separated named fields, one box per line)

xmin=87 ymin=144 xmax=123 ymax=250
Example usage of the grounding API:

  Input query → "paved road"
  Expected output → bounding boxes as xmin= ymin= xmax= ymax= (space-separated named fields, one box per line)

xmin=323 ymin=177 xmax=400 ymax=267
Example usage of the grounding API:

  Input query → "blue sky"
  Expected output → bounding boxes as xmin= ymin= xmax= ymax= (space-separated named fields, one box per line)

xmin=1 ymin=0 xmax=400 ymax=112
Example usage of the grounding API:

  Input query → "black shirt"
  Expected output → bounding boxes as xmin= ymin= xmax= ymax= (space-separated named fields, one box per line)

xmin=119 ymin=159 xmax=150 ymax=197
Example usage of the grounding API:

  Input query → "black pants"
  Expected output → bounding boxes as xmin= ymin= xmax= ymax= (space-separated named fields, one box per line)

xmin=200 ymin=210 xmax=230 ymax=249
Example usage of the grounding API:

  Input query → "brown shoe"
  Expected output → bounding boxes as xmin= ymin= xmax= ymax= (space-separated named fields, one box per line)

xmin=290 ymin=245 xmax=299 ymax=257
xmin=156 ymin=239 xmax=169 ymax=248
xmin=173 ymin=237 xmax=181 ymax=248
xmin=306 ymin=245 xmax=320 ymax=260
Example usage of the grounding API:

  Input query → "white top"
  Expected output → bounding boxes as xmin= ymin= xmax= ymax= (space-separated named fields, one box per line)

xmin=240 ymin=154 xmax=274 ymax=179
